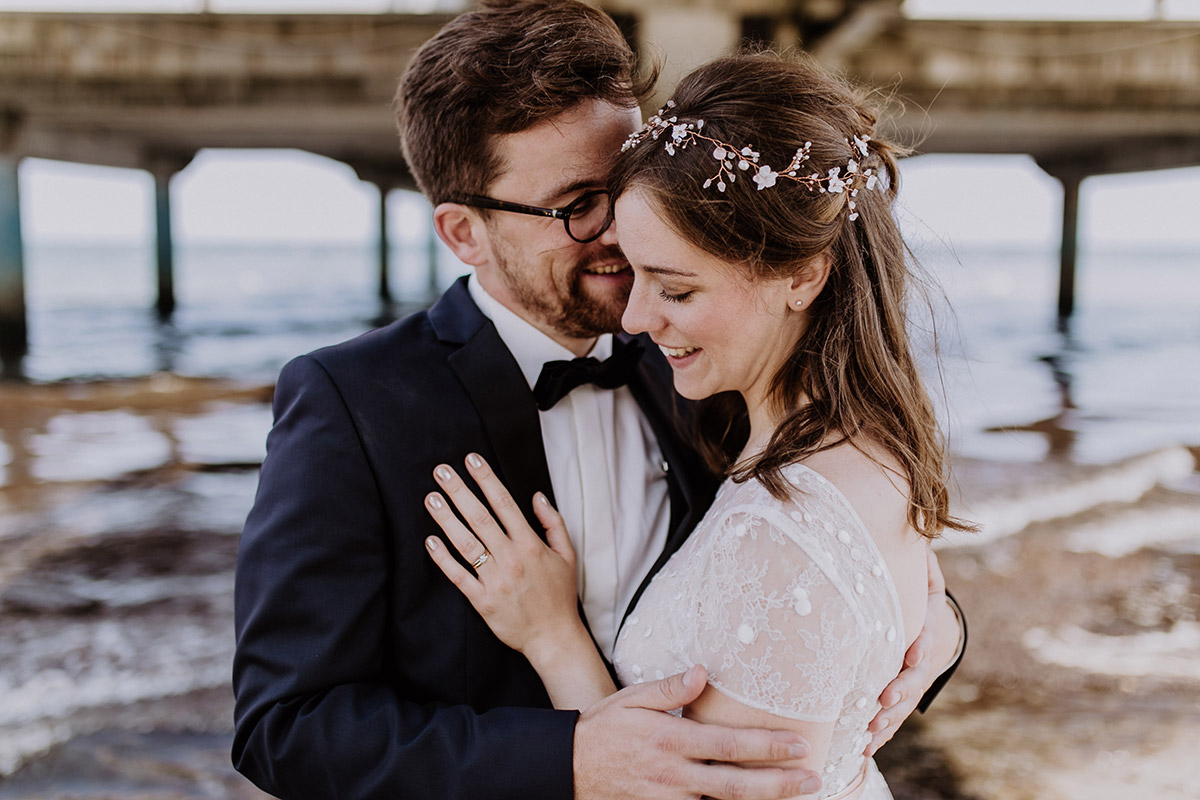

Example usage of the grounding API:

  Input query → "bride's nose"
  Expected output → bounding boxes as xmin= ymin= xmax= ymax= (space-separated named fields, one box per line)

xmin=621 ymin=274 xmax=660 ymax=336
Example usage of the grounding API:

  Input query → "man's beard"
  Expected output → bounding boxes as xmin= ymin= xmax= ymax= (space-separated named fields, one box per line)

xmin=495 ymin=244 xmax=630 ymax=339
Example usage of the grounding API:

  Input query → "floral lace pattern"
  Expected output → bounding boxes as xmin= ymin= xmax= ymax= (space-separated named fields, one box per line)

xmin=614 ymin=464 xmax=905 ymax=799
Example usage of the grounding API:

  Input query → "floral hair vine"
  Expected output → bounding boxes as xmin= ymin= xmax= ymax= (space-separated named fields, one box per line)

xmin=622 ymin=100 xmax=879 ymax=220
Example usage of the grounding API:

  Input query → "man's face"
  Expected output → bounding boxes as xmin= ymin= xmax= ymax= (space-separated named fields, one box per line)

xmin=475 ymin=99 xmax=640 ymax=353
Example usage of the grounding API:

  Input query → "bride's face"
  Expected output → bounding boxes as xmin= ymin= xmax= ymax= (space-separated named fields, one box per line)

xmin=616 ymin=188 xmax=807 ymax=410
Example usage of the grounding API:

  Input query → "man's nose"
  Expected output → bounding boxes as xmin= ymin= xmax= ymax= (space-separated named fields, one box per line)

xmin=596 ymin=210 xmax=619 ymax=248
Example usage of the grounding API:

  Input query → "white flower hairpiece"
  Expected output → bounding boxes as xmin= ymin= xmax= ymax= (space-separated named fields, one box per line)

xmin=622 ymin=100 xmax=879 ymax=220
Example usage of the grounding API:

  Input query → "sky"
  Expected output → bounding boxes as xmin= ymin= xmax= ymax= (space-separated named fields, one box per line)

xmin=10 ymin=0 xmax=1200 ymax=251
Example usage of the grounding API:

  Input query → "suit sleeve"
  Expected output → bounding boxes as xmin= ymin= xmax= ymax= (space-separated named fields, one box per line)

xmin=231 ymin=355 xmax=578 ymax=799
xmin=915 ymin=590 xmax=966 ymax=713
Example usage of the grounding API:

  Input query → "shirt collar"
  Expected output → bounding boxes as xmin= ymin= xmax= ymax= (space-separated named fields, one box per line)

xmin=468 ymin=274 xmax=612 ymax=390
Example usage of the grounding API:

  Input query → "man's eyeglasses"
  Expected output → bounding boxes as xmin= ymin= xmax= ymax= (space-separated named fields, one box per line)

xmin=448 ymin=189 xmax=613 ymax=243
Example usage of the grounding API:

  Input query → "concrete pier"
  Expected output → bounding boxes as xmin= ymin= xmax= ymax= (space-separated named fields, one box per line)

xmin=0 ymin=7 xmax=1197 ymax=334
xmin=0 ymin=154 xmax=26 ymax=375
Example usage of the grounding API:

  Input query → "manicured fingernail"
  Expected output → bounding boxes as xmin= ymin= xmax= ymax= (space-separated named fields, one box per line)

xmin=536 ymin=492 xmax=550 ymax=505
xmin=801 ymin=777 xmax=821 ymax=794
xmin=467 ymin=453 xmax=483 ymax=469
xmin=788 ymin=742 xmax=809 ymax=758
xmin=914 ymin=649 xmax=926 ymax=665
xmin=878 ymin=716 xmax=889 ymax=728
xmin=435 ymin=466 xmax=452 ymax=482
xmin=425 ymin=536 xmax=439 ymax=551
xmin=427 ymin=494 xmax=444 ymax=510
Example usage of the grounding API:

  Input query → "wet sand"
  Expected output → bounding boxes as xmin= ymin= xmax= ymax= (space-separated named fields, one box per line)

xmin=1 ymin=376 xmax=1198 ymax=799
xmin=878 ymin=478 xmax=1200 ymax=800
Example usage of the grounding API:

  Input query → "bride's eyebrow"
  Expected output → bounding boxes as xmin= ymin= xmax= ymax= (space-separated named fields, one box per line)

xmin=641 ymin=265 xmax=699 ymax=278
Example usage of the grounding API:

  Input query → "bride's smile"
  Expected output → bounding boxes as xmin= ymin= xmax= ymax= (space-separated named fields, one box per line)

xmin=616 ymin=186 xmax=824 ymax=438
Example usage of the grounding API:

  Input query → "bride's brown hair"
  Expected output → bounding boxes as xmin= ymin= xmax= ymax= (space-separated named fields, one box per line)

xmin=611 ymin=52 xmax=972 ymax=538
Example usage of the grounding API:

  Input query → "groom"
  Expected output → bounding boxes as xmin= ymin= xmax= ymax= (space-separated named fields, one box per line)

xmin=232 ymin=2 xmax=964 ymax=798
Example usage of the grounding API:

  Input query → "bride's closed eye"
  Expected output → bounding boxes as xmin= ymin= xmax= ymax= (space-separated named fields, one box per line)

xmin=659 ymin=288 xmax=695 ymax=303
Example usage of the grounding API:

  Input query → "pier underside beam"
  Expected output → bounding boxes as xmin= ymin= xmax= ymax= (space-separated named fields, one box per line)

xmin=0 ymin=154 xmax=26 ymax=375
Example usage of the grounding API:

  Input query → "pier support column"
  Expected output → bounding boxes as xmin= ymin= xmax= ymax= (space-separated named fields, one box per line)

xmin=377 ymin=183 xmax=392 ymax=303
xmin=348 ymin=162 xmax=415 ymax=306
xmin=0 ymin=154 xmax=26 ymax=376
xmin=1056 ymin=173 xmax=1082 ymax=324
xmin=152 ymin=168 xmax=176 ymax=319
xmin=145 ymin=154 xmax=192 ymax=321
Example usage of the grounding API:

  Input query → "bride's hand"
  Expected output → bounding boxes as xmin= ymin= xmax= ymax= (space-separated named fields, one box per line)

xmin=423 ymin=453 xmax=584 ymax=661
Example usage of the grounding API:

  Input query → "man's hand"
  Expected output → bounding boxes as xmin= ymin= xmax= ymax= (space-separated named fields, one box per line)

xmin=865 ymin=547 xmax=960 ymax=756
xmin=574 ymin=665 xmax=823 ymax=800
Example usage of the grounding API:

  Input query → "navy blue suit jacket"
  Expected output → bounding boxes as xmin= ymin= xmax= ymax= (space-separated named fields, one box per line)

xmin=232 ymin=277 xmax=721 ymax=799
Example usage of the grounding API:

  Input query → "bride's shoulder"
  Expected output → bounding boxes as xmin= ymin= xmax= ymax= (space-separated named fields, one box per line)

xmin=790 ymin=437 xmax=910 ymax=538
xmin=714 ymin=438 xmax=910 ymax=536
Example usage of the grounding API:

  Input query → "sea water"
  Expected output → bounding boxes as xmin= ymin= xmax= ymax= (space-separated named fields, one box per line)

xmin=19 ymin=238 xmax=1198 ymax=455
xmin=0 ymin=239 xmax=1197 ymax=787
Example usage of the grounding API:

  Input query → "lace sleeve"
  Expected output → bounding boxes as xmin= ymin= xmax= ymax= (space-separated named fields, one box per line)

xmin=685 ymin=504 xmax=867 ymax=723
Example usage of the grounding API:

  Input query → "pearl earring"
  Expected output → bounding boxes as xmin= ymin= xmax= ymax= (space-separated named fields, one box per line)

xmin=794 ymin=299 xmax=804 ymax=308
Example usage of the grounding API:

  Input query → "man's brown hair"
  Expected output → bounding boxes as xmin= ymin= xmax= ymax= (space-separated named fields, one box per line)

xmin=396 ymin=0 xmax=653 ymax=204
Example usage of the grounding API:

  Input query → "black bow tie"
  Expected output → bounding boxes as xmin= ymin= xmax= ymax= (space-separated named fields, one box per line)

xmin=533 ymin=338 xmax=644 ymax=411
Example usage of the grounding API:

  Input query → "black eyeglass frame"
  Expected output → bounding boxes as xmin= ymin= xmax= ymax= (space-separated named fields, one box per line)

xmin=447 ymin=189 xmax=613 ymax=243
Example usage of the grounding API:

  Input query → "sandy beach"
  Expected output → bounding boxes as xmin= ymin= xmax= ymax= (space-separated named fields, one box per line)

xmin=1 ymin=373 xmax=1197 ymax=799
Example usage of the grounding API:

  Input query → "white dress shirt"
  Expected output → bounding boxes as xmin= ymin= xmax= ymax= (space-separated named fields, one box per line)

xmin=469 ymin=275 xmax=671 ymax=657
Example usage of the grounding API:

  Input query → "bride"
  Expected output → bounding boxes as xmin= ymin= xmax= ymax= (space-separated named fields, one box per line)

xmin=422 ymin=52 xmax=972 ymax=800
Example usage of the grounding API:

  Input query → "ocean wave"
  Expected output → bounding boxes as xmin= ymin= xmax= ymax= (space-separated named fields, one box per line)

xmin=1023 ymin=622 xmax=1200 ymax=680
xmin=941 ymin=446 xmax=1197 ymax=547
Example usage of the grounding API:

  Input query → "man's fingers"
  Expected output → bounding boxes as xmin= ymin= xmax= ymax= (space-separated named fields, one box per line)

xmin=680 ymin=761 xmax=822 ymax=800
xmin=618 ymin=668 xmax=813 ymax=763
xmin=904 ymin=629 xmax=929 ymax=669
xmin=619 ymin=664 xmax=708 ymax=712
xmin=865 ymin=724 xmax=897 ymax=757
xmin=670 ymin=718 xmax=811 ymax=764
xmin=867 ymin=664 xmax=923 ymax=754
xmin=879 ymin=653 xmax=926 ymax=710
xmin=926 ymin=546 xmax=947 ymax=595
xmin=865 ymin=688 xmax=913 ymax=756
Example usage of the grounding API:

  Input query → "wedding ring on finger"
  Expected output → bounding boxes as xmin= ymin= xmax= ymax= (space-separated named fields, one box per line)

xmin=470 ymin=550 xmax=491 ymax=570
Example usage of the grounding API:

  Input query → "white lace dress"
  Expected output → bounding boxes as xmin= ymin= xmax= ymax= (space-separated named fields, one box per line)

xmin=613 ymin=464 xmax=905 ymax=800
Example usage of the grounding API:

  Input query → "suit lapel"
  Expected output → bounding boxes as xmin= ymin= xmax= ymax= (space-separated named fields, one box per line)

xmin=430 ymin=288 xmax=717 ymax=634
xmin=621 ymin=335 xmax=721 ymax=627
xmin=432 ymin=279 xmax=557 ymax=532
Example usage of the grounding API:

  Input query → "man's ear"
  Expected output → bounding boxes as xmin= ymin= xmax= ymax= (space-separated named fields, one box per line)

xmin=788 ymin=251 xmax=833 ymax=308
xmin=433 ymin=203 xmax=491 ymax=268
